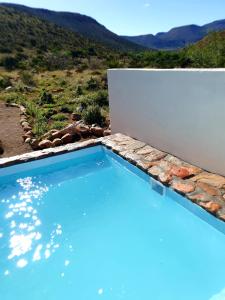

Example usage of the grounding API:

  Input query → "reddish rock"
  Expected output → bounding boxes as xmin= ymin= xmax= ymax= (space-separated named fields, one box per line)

xmin=191 ymin=172 xmax=225 ymax=189
xmin=103 ymin=129 xmax=111 ymax=136
xmin=52 ymin=131 xmax=62 ymax=140
xmin=38 ymin=139 xmax=53 ymax=149
xmin=91 ymin=126 xmax=104 ymax=137
xmin=30 ymin=139 xmax=39 ymax=150
xmin=76 ymin=124 xmax=90 ymax=138
xmin=52 ymin=138 xmax=62 ymax=147
xmin=187 ymin=192 xmax=211 ymax=203
xmin=197 ymin=182 xmax=221 ymax=196
xmin=171 ymin=179 xmax=195 ymax=194
xmin=170 ymin=166 xmax=190 ymax=179
xmin=198 ymin=201 xmax=222 ymax=214
xmin=61 ymin=133 xmax=73 ymax=144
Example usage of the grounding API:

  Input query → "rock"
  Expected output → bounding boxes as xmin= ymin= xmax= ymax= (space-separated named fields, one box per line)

xmin=103 ymin=129 xmax=111 ymax=136
xmin=191 ymin=172 xmax=225 ymax=189
xmin=20 ymin=117 xmax=27 ymax=124
xmin=51 ymin=131 xmax=62 ymax=140
xmin=23 ymin=125 xmax=32 ymax=132
xmin=61 ymin=133 xmax=73 ymax=144
xmin=169 ymin=166 xmax=190 ymax=179
xmin=21 ymin=121 xmax=30 ymax=128
xmin=197 ymin=182 xmax=221 ymax=196
xmin=25 ymin=138 xmax=31 ymax=144
xmin=38 ymin=139 xmax=53 ymax=149
xmin=198 ymin=201 xmax=222 ymax=214
xmin=91 ymin=126 xmax=104 ymax=137
xmin=187 ymin=190 xmax=212 ymax=203
xmin=136 ymin=145 xmax=154 ymax=156
xmin=144 ymin=149 xmax=166 ymax=163
xmin=171 ymin=179 xmax=195 ymax=194
xmin=5 ymin=86 xmax=13 ymax=91
xmin=19 ymin=106 xmax=26 ymax=115
xmin=30 ymin=139 xmax=39 ymax=150
xmin=52 ymin=138 xmax=62 ymax=147
xmin=71 ymin=113 xmax=81 ymax=121
xmin=76 ymin=124 xmax=90 ymax=138
xmin=60 ymin=123 xmax=78 ymax=136
xmin=0 ymin=140 xmax=4 ymax=155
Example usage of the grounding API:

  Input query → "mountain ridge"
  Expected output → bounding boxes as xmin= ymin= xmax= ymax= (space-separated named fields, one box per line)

xmin=0 ymin=2 xmax=144 ymax=51
xmin=123 ymin=19 xmax=225 ymax=50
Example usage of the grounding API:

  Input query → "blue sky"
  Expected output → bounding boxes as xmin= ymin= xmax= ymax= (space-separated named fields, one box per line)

xmin=3 ymin=0 xmax=225 ymax=35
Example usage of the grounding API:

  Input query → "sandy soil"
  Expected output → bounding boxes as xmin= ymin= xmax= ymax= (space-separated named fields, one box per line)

xmin=0 ymin=102 xmax=32 ymax=158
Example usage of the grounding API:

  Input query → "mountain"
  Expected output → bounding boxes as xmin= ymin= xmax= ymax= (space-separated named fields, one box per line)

xmin=123 ymin=20 xmax=225 ymax=50
xmin=0 ymin=5 xmax=119 ymax=70
xmin=0 ymin=2 xmax=143 ymax=51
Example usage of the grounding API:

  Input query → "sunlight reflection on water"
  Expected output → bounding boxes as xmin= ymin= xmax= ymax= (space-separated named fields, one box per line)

xmin=1 ymin=176 xmax=63 ymax=275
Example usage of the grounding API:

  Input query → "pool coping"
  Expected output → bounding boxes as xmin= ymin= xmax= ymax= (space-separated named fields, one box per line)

xmin=0 ymin=133 xmax=225 ymax=222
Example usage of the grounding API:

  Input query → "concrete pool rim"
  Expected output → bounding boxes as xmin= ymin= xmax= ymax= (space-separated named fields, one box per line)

xmin=1 ymin=133 xmax=225 ymax=225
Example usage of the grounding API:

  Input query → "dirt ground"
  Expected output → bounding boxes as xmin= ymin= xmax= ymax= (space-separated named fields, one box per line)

xmin=0 ymin=102 xmax=32 ymax=158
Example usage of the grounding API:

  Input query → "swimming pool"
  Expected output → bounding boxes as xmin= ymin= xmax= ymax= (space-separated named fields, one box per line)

xmin=0 ymin=145 xmax=225 ymax=300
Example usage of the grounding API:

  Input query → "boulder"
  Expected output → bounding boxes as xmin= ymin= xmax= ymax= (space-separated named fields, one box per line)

xmin=103 ymin=129 xmax=111 ymax=136
xmin=91 ymin=126 xmax=104 ymax=137
xmin=25 ymin=138 xmax=31 ymax=144
xmin=52 ymin=138 xmax=62 ymax=147
xmin=61 ymin=133 xmax=73 ymax=144
xmin=51 ymin=131 xmax=62 ymax=140
xmin=38 ymin=139 xmax=53 ymax=149
xmin=76 ymin=124 xmax=90 ymax=138
xmin=30 ymin=139 xmax=39 ymax=150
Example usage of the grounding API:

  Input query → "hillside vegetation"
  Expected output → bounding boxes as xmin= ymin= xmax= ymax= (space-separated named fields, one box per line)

xmin=1 ymin=4 xmax=225 ymax=144
xmin=1 ymin=3 xmax=143 ymax=51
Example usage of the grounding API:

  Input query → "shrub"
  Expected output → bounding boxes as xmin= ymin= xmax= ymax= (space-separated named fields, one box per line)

xmin=19 ymin=71 xmax=35 ymax=86
xmin=39 ymin=89 xmax=54 ymax=105
xmin=1 ymin=56 xmax=18 ymax=70
xmin=33 ymin=112 xmax=48 ymax=138
xmin=82 ymin=105 xmax=104 ymax=126
xmin=25 ymin=102 xmax=40 ymax=118
xmin=60 ymin=105 xmax=73 ymax=113
xmin=0 ymin=75 xmax=11 ymax=90
xmin=92 ymin=90 xmax=108 ymax=106
xmin=75 ymin=85 xmax=83 ymax=96
xmin=51 ymin=113 xmax=68 ymax=121
xmin=86 ymin=77 xmax=100 ymax=91
xmin=50 ymin=121 xmax=68 ymax=130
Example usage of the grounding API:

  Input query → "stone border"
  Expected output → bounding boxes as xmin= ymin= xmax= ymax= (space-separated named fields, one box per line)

xmin=1 ymin=133 xmax=225 ymax=222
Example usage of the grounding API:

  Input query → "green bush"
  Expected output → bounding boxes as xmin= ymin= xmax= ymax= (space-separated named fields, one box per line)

xmin=39 ymin=89 xmax=54 ymax=105
xmin=19 ymin=71 xmax=35 ymax=86
xmin=60 ymin=105 xmax=73 ymax=113
xmin=50 ymin=121 xmax=68 ymax=130
xmin=51 ymin=113 xmax=68 ymax=121
xmin=92 ymin=90 xmax=108 ymax=106
xmin=25 ymin=102 xmax=40 ymax=118
xmin=0 ymin=75 xmax=11 ymax=90
xmin=75 ymin=85 xmax=83 ymax=96
xmin=82 ymin=105 xmax=104 ymax=126
xmin=33 ymin=112 xmax=48 ymax=138
xmin=86 ymin=77 xmax=100 ymax=91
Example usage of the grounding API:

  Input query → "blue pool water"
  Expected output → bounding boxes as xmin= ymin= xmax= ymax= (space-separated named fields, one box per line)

xmin=0 ymin=146 xmax=225 ymax=300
